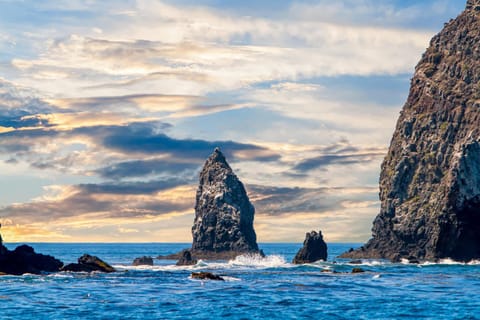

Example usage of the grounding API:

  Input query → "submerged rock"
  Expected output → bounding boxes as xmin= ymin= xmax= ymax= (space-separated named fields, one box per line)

xmin=341 ymin=0 xmax=480 ymax=262
xmin=189 ymin=148 xmax=261 ymax=260
xmin=62 ymin=254 xmax=115 ymax=273
xmin=191 ymin=272 xmax=224 ymax=281
xmin=133 ymin=256 xmax=153 ymax=266
xmin=176 ymin=250 xmax=197 ymax=266
xmin=292 ymin=231 xmax=327 ymax=264
xmin=351 ymin=268 xmax=365 ymax=274
xmin=0 ymin=244 xmax=63 ymax=275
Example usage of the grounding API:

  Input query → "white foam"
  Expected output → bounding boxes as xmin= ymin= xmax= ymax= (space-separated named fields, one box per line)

xmin=112 ymin=254 xmax=289 ymax=272
xmin=346 ymin=260 xmax=389 ymax=267
xmin=419 ymin=258 xmax=480 ymax=266
xmin=227 ymin=254 xmax=288 ymax=268
xmin=222 ymin=276 xmax=241 ymax=282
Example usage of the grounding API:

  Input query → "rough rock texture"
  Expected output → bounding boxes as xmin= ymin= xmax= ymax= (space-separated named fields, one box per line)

xmin=62 ymin=254 xmax=115 ymax=273
xmin=342 ymin=1 xmax=480 ymax=262
xmin=176 ymin=250 xmax=197 ymax=266
xmin=190 ymin=148 xmax=260 ymax=259
xmin=292 ymin=231 xmax=328 ymax=264
xmin=0 ymin=244 xmax=63 ymax=275
xmin=133 ymin=256 xmax=154 ymax=266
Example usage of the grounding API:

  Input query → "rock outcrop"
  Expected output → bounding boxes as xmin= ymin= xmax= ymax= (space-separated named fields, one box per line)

xmin=292 ymin=231 xmax=327 ymax=264
xmin=133 ymin=256 xmax=153 ymax=266
xmin=0 ymin=244 xmax=63 ymax=275
xmin=176 ymin=249 xmax=197 ymax=266
xmin=187 ymin=148 xmax=261 ymax=260
xmin=0 ymin=227 xmax=63 ymax=275
xmin=62 ymin=254 xmax=115 ymax=273
xmin=342 ymin=1 xmax=480 ymax=262
xmin=191 ymin=272 xmax=224 ymax=281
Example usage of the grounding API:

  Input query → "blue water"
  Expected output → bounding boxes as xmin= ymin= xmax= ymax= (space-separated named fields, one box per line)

xmin=1 ymin=243 xmax=479 ymax=319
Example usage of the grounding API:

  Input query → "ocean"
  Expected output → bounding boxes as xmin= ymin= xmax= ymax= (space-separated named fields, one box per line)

xmin=1 ymin=243 xmax=479 ymax=319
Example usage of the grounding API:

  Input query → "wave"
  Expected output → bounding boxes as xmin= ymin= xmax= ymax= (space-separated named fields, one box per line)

xmin=228 ymin=254 xmax=288 ymax=268
xmin=113 ymin=254 xmax=291 ymax=272
xmin=420 ymin=259 xmax=480 ymax=266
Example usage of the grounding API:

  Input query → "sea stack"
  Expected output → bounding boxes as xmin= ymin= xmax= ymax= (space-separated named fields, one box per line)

xmin=189 ymin=148 xmax=261 ymax=260
xmin=342 ymin=0 xmax=480 ymax=262
xmin=292 ymin=231 xmax=327 ymax=264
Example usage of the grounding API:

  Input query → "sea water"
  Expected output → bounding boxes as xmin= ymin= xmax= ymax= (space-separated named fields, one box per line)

xmin=1 ymin=243 xmax=479 ymax=319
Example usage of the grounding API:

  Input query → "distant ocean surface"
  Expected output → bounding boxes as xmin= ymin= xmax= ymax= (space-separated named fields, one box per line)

xmin=1 ymin=243 xmax=479 ymax=319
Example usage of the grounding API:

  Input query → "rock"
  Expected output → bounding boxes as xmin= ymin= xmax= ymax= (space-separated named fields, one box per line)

xmin=351 ymin=268 xmax=365 ymax=274
xmin=348 ymin=260 xmax=363 ymax=265
xmin=0 ymin=244 xmax=63 ymax=275
xmin=176 ymin=250 xmax=197 ymax=266
xmin=405 ymin=256 xmax=420 ymax=264
xmin=292 ymin=231 xmax=328 ymax=264
xmin=190 ymin=148 xmax=261 ymax=259
xmin=341 ymin=1 xmax=480 ymax=262
xmin=0 ymin=225 xmax=6 ymax=256
xmin=133 ymin=256 xmax=153 ymax=266
xmin=156 ymin=252 xmax=182 ymax=260
xmin=191 ymin=272 xmax=224 ymax=281
xmin=62 ymin=254 xmax=115 ymax=273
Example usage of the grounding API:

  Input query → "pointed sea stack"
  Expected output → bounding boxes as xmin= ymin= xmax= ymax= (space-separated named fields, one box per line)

xmin=292 ymin=231 xmax=327 ymax=264
xmin=342 ymin=1 xmax=480 ymax=262
xmin=189 ymin=148 xmax=261 ymax=260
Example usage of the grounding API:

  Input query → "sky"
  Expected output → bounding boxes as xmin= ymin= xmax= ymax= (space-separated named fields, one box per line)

xmin=0 ymin=0 xmax=466 ymax=243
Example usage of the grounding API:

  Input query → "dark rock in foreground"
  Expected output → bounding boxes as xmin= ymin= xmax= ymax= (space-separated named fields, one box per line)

xmin=342 ymin=0 xmax=480 ymax=262
xmin=0 ymin=244 xmax=63 ymax=275
xmin=292 ymin=231 xmax=327 ymax=264
xmin=133 ymin=256 xmax=154 ymax=266
xmin=176 ymin=250 xmax=197 ymax=266
xmin=191 ymin=272 xmax=224 ymax=281
xmin=62 ymin=254 xmax=115 ymax=273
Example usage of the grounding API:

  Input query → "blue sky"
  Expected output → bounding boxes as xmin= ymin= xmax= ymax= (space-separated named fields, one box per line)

xmin=0 ymin=0 xmax=466 ymax=242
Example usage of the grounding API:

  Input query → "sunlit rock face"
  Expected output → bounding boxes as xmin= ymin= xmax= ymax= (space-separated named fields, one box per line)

xmin=342 ymin=1 xmax=480 ymax=262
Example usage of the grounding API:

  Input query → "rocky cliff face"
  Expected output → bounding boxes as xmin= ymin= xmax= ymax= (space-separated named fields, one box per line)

xmin=191 ymin=148 xmax=259 ymax=256
xmin=342 ymin=0 xmax=480 ymax=262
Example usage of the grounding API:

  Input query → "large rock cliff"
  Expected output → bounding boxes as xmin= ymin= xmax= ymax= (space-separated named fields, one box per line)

xmin=342 ymin=0 xmax=480 ymax=262
xmin=190 ymin=148 xmax=260 ymax=259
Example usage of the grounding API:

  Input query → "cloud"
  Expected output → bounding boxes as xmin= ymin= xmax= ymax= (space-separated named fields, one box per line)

xmin=7 ymin=0 xmax=436 ymax=98
xmin=0 ymin=183 xmax=195 ymax=224
xmin=100 ymin=122 xmax=280 ymax=161
xmin=96 ymin=159 xmax=200 ymax=180
xmin=293 ymin=143 xmax=386 ymax=172
xmin=249 ymin=184 xmax=378 ymax=216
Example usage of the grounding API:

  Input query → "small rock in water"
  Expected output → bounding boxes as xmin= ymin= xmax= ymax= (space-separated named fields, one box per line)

xmin=176 ymin=250 xmax=197 ymax=266
xmin=351 ymin=268 xmax=366 ymax=274
xmin=133 ymin=256 xmax=154 ymax=266
xmin=191 ymin=272 xmax=224 ymax=281
xmin=292 ymin=230 xmax=328 ymax=264
xmin=348 ymin=260 xmax=363 ymax=265
xmin=62 ymin=254 xmax=115 ymax=273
